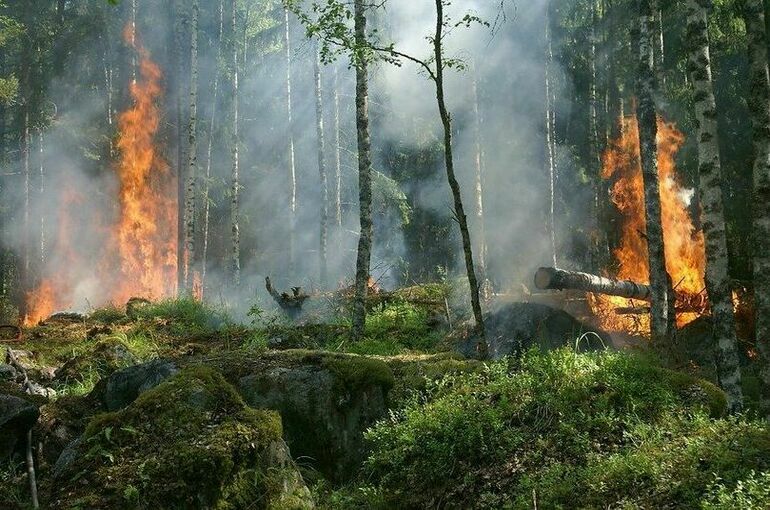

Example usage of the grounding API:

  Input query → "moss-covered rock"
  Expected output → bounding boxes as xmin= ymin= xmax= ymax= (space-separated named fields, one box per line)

xmin=48 ymin=366 xmax=314 ymax=509
xmin=385 ymin=353 xmax=485 ymax=407
xmin=227 ymin=351 xmax=392 ymax=482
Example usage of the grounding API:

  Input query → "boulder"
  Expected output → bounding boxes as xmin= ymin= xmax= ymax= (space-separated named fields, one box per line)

xmin=0 ymin=363 xmax=17 ymax=381
xmin=0 ymin=394 xmax=39 ymax=460
xmin=459 ymin=302 xmax=610 ymax=360
xmin=236 ymin=352 xmax=394 ymax=482
xmin=98 ymin=359 xmax=179 ymax=411
xmin=49 ymin=366 xmax=314 ymax=509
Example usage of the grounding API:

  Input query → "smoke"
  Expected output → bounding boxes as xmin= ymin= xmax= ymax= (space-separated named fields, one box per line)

xmin=1 ymin=0 xmax=588 ymax=320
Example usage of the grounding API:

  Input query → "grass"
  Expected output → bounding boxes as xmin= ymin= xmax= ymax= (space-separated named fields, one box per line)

xmin=316 ymin=348 xmax=769 ymax=509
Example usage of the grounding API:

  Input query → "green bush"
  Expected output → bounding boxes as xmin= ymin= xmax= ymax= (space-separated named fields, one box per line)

xmin=358 ymin=349 xmax=767 ymax=509
xmin=702 ymin=471 xmax=770 ymax=509
xmin=129 ymin=297 xmax=230 ymax=335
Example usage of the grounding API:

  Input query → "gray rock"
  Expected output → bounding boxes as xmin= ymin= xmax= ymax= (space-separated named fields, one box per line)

xmin=0 ymin=394 xmax=39 ymax=460
xmin=52 ymin=436 xmax=82 ymax=479
xmin=239 ymin=364 xmax=388 ymax=482
xmin=0 ymin=363 xmax=17 ymax=381
xmin=100 ymin=359 xmax=179 ymax=411
xmin=460 ymin=302 xmax=610 ymax=360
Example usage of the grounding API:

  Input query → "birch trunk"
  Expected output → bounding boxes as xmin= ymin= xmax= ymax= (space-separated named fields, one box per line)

xmin=284 ymin=8 xmax=297 ymax=273
xmin=333 ymin=66 xmax=343 ymax=228
xmin=38 ymin=130 xmax=44 ymax=266
xmin=173 ymin=0 xmax=186 ymax=294
xmin=545 ymin=4 xmax=557 ymax=267
xmin=743 ymin=0 xmax=770 ymax=417
xmin=183 ymin=0 xmax=199 ymax=291
xmin=314 ymin=46 xmax=329 ymax=288
xmin=653 ymin=1 xmax=666 ymax=88
xmin=684 ymin=0 xmax=743 ymax=410
xmin=471 ymin=68 xmax=488 ymax=293
xmin=22 ymin=110 xmax=30 ymax=283
xmin=230 ymin=0 xmax=240 ymax=286
xmin=202 ymin=0 xmax=225 ymax=293
xmin=433 ymin=0 xmax=486 ymax=352
xmin=636 ymin=0 xmax=673 ymax=340
xmin=351 ymin=0 xmax=374 ymax=342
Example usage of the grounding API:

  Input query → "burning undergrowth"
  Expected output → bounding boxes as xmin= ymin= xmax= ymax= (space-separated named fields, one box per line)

xmin=24 ymin=26 xmax=177 ymax=325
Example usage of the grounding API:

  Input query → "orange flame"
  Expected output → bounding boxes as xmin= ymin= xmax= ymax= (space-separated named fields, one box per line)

xmin=23 ymin=26 xmax=176 ymax=325
xmin=591 ymin=115 xmax=706 ymax=333
xmin=108 ymin=25 xmax=177 ymax=304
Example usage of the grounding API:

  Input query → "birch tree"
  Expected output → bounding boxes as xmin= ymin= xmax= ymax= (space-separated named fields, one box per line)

xmin=284 ymin=7 xmax=297 ymax=273
xmin=636 ymin=0 xmax=673 ymax=340
xmin=201 ymin=0 xmax=225 ymax=292
xmin=230 ymin=0 xmax=240 ymax=286
xmin=183 ymin=0 xmax=199 ymax=291
xmin=545 ymin=2 xmax=557 ymax=268
xmin=314 ymin=44 xmax=329 ymax=288
xmin=685 ymin=0 xmax=743 ymax=411
xmin=742 ymin=0 xmax=770 ymax=417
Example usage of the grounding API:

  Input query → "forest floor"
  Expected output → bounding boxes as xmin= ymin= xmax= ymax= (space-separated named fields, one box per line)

xmin=1 ymin=288 xmax=769 ymax=509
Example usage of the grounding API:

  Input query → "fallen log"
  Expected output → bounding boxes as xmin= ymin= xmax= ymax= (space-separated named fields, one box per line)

xmin=535 ymin=267 xmax=652 ymax=300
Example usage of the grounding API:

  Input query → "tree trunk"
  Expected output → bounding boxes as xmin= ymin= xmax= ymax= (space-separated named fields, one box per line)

xmin=333 ymin=66 xmax=343 ymax=228
xmin=653 ymin=0 xmax=666 ymax=88
xmin=589 ymin=0 xmax=606 ymax=271
xmin=314 ymin=46 xmax=329 ymax=288
xmin=37 ymin=129 xmax=44 ymax=267
xmin=351 ymin=0 xmax=374 ymax=342
xmin=230 ymin=0 xmax=240 ymax=286
xmin=535 ymin=266 xmax=652 ymax=300
xmin=173 ymin=0 xmax=186 ymax=295
xmin=685 ymin=0 xmax=744 ymax=411
xmin=22 ymin=110 xmax=30 ymax=286
xmin=202 ymin=0 xmax=225 ymax=294
xmin=183 ymin=0 xmax=199 ymax=291
xmin=472 ymin=67 xmax=488 ymax=292
xmin=433 ymin=0 xmax=487 ymax=353
xmin=545 ymin=3 xmax=558 ymax=267
xmin=284 ymin=8 xmax=297 ymax=274
xmin=636 ymin=0 xmax=673 ymax=340
xmin=743 ymin=0 xmax=770 ymax=416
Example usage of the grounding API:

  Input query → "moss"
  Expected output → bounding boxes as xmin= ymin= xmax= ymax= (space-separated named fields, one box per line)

xmin=386 ymin=353 xmax=485 ymax=406
xmin=658 ymin=367 xmax=728 ymax=417
xmin=50 ymin=366 xmax=299 ymax=510
xmin=321 ymin=354 xmax=395 ymax=395
xmin=88 ymin=305 xmax=129 ymax=325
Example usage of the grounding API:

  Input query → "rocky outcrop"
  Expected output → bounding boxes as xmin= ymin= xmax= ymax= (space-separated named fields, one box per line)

xmin=458 ymin=302 xmax=610 ymax=359
xmin=0 ymin=394 xmax=39 ymax=460
xmin=234 ymin=351 xmax=394 ymax=482
xmin=97 ymin=359 xmax=179 ymax=411
xmin=49 ymin=366 xmax=314 ymax=509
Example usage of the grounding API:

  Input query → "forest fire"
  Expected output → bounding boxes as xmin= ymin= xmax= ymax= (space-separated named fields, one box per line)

xmin=590 ymin=115 xmax=707 ymax=334
xmin=23 ymin=27 xmax=176 ymax=325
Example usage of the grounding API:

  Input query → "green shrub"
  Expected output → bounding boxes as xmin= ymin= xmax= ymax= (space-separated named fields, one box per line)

xmin=130 ymin=297 xmax=230 ymax=335
xmin=359 ymin=349 xmax=765 ymax=509
xmin=702 ymin=471 xmax=770 ymax=510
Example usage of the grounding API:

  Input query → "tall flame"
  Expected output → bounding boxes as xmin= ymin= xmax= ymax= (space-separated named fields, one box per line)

xmin=108 ymin=24 xmax=177 ymax=304
xmin=591 ymin=115 xmax=706 ymax=333
xmin=23 ymin=26 xmax=176 ymax=325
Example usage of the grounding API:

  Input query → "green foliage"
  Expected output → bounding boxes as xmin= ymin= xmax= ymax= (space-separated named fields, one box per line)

xmin=352 ymin=349 xmax=763 ymax=509
xmin=702 ymin=471 xmax=770 ymax=509
xmin=372 ymin=170 xmax=411 ymax=226
xmin=129 ymin=297 xmax=231 ymax=335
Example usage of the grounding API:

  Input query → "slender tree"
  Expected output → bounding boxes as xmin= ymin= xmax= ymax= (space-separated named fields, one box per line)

xmin=685 ymin=0 xmax=744 ymax=411
xmin=201 ymin=0 xmax=225 ymax=293
xmin=743 ymin=0 xmax=770 ymax=417
xmin=588 ymin=0 xmax=605 ymax=271
xmin=652 ymin=0 xmax=666 ymax=88
xmin=183 ymin=0 xmax=199 ymax=291
xmin=636 ymin=0 xmax=673 ymax=340
xmin=333 ymin=66 xmax=342 ymax=229
xmin=314 ymin=44 xmax=329 ymax=288
xmin=230 ymin=0 xmax=240 ymax=286
xmin=471 ymin=66 xmax=488 ymax=293
xmin=284 ymin=7 xmax=297 ymax=274
xmin=545 ymin=2 xmax=557 ymax=267
xmin=350 ymin=0 xmax=374 ymax=341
